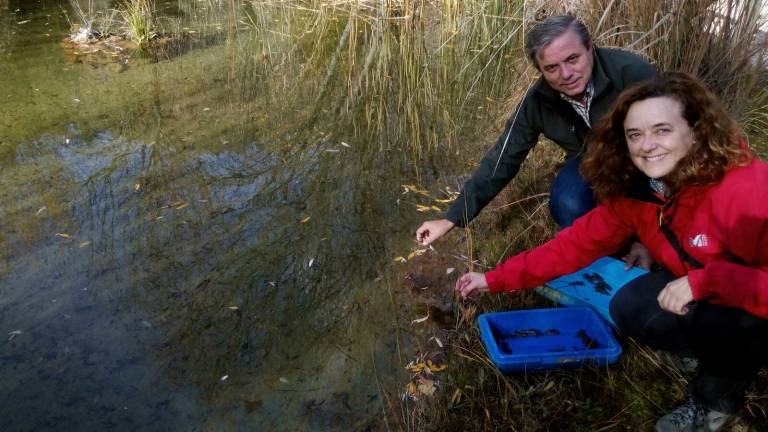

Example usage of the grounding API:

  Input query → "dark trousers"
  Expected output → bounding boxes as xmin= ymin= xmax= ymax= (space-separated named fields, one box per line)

xmin=549 ymin=157 xmax=597 ymax=228
xmin=609 ymin=270 xmax=768 ymax=414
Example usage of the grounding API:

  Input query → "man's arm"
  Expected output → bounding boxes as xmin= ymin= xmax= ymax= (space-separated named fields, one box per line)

xmin=445 ymin=94 xmax=541 ymax=228
xmin=416 ymin=95 xmax=540 ymax=246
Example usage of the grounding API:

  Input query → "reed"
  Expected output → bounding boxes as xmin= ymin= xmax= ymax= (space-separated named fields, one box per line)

xmin=120 ymin=0 xmax=157 ymax=47
xmin=239 ymin=0 xmax=531 ymax=160
xmin=581 ymin=0 xmax=767 ymax=116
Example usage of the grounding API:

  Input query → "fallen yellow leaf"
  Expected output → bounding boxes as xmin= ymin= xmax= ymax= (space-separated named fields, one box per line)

xmin=300 ymin=216 xmax=311 ymax=224
xmin=393 ymin=256 xmax=407 ymax=263
xmin=133 ymin=183 xmax=141 ymax=191
xmin=56 ymin=233 xmax=71 ymax=239
xmin=401 ymin=184 xmax=429 ymax=196
xmin=407 ymin=249 xmax=426 ymax=260
xmin=79 ymin=241 xmax=91 ymax=248
xmin=434 ymin=198 xmax=455 ymax=203
xmin=427 ymin=359 xmax=447 ymax=372
xmin=408 ymin=362 xmax=425 ymax=373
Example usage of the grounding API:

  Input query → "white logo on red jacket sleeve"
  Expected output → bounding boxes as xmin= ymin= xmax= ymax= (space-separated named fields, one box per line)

xmin=688 ymin=234 xmax=709 ymax=248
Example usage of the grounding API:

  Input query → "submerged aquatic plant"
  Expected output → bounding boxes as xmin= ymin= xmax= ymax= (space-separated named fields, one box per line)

xmin=120 ymin=0 xmax=157 ymax=47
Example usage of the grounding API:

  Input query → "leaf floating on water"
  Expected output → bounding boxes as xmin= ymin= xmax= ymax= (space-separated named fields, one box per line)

xmin=407 ymin=362 xmax=425 ymax=373
xmin=279 ymin=377 xmax=289 ymax=384
xmin=446 ymin=268 xmax=455 ymax=275
xmin=406 ymin=382 xmax=418 ymax=398
xmin=17 ymin=20 xmax=31 ymax=24
xmin=79 ymin=241 xmax=91 ymax=248
xmin=226 ymin=306 xmax=238 ymax=311
xmin=325 ymin=149 xmax=340 ymax=153
xmin=35 ymin=206 xmax=47 ymax=215
xmin=407 ymin=249 xmax=427 ymax=260
xmin=308 ymin=258 xmax=314 ymax=268
xmin=73 ymin=98 xmax=80 ymax=103
xmin=411 ymin=313 xmax=429 ymax=325
xmin=450 ymin=388 xmax=462 ymax=405
xmin=299 ymin=216 xmax=311 ymax=224
xmin=430 ymin=336 xmax=444 ymax=348
xmin=393 ymin=256 xmax=406 ymax=263
xmin=434 ymin=198 xmax=455 ymax=203
xmin=427 ymin=359 xmax=447 ymax=372
xmin=340 ymin=141 xmax=351 ymax=148
xmin=56 ymin=233 xmax=71 ymax=239
xmin=8 ymin=330 xmax=22 ymax=341
xmin=402 ymin=184 xmax=429 ymax=196
xmin=220 ymin=375 xmax=229 ymax=381
xmin=174 ymin=202 xmax=189 ymax=210
xmin=133 ymin=183 xmax=141 ymax=191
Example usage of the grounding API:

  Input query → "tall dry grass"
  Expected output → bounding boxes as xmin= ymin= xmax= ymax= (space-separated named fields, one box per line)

xmin=240 ymin=0 xmax=533 ymax=160
xmin=582 ymin=0 xmax=767 ymax=118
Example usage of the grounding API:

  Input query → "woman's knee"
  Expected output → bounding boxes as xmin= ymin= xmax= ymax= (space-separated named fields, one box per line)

xmin=609 ymin=270 xmax=678 ymax=341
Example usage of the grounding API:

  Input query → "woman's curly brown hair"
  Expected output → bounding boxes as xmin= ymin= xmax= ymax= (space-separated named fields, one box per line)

xmin=581 ymin=71 xmax=751 ymax=202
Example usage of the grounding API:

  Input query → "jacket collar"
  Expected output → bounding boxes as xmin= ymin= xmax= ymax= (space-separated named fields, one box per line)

xmin=625 ymin=172 xmax=666 ymax=205
xmin=534 ymin=46 xmax=610 ymax=101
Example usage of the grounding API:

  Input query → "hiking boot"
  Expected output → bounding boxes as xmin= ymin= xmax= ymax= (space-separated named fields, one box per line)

xmin=655 ymin=397 xmax=735 ymax=432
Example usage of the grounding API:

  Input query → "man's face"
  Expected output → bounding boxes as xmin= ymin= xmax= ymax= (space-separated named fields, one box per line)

xmin=535 ymin=29 xmax=594 ymax=100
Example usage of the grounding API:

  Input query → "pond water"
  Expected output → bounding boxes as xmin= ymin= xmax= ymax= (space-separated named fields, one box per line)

xmin=0 ymin=0 xmax=514 ymax=430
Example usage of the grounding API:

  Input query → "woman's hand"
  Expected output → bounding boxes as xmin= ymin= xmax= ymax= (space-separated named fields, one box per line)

xmin=657 ymin=276 xmax=694 ymax=315
xmin=623 ymin=241 xmax=654 ymax=270
xmin=455 ymin=272 xmax=489 ymax=299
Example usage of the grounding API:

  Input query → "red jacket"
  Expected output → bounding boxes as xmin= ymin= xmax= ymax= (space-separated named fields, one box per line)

xmin=485 ymin=159 xmax=768 ymax=319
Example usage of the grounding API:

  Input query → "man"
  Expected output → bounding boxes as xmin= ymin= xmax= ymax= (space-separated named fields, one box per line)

xmin=415 ymin=14 xmax=656 ymax=264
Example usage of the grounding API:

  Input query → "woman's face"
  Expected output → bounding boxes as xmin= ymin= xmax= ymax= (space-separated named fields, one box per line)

xmin=623 ymin=96 xmax=695 ymax=179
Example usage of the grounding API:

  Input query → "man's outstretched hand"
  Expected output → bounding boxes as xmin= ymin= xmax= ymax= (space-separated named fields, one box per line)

xmin=415 ymin=219 xmax=455 ymax=246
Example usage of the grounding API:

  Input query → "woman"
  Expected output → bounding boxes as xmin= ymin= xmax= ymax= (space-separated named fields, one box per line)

xmin=455 ymin=72 xmax=768 ymax=432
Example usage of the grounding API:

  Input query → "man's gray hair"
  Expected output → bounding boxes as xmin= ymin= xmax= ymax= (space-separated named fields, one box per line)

xmin=524 ymin=14 xmax=592 ymax=68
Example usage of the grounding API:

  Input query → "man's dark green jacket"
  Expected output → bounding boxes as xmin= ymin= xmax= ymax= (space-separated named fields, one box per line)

xmin=446 ymin=47 xmax=656 ymax=227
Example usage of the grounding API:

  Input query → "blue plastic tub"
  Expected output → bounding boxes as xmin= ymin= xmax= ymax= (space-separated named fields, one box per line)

xmin=537 ymin=256 xmax=648 ymax=326
xmin=478 ymin=307 xmax=622 ymax=373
